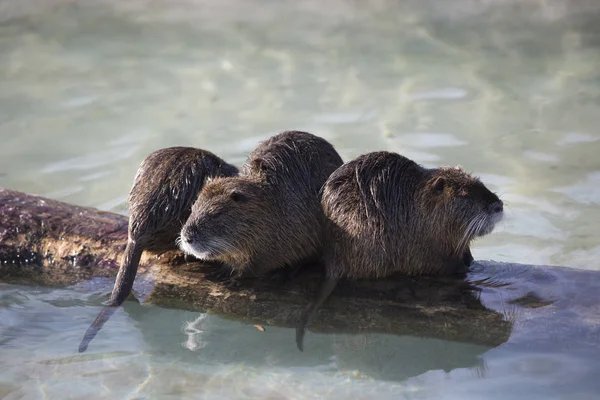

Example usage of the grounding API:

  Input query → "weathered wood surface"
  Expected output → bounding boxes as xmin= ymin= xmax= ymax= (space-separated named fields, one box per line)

xmin=2 ymin=187 xmax=599 ymax=350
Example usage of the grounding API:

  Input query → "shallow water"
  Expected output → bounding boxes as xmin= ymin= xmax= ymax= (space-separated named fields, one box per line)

xmin=1 ymin=0 xmax=600 ymax=398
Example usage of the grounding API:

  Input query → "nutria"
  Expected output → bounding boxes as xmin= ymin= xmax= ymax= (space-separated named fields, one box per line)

xmin=79 ymin=147 xmax=238 ymax=352
xmin=179 ymin=130 xmax=343 ymax=281
xmin=296 ymin=151 xmax=504 ymax=351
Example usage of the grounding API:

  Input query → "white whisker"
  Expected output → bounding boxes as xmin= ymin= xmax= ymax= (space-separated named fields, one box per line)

xmin=181 ymin=235 xmax=241 ymax=264
xmin=457 ymin=215 xmax=477 ymax=255
xmin=463 ymin=213 xmax=487 ymax=253
xmin=478 ymin=215 xmax=486 ymax=234
xmin=457 ymin=207 xmax=503 ymax=255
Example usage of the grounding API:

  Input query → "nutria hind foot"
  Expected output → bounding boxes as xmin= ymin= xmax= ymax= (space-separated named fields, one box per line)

xmin=295 ymin=277 xmax=340 ymax=352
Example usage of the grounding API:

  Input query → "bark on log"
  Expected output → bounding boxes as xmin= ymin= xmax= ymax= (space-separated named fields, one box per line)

xmin=2 ymin=187 xmax=598 ymax=351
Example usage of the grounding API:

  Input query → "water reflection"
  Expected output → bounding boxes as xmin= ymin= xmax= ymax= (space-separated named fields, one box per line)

xmin=125 ymin=271 xmax=509 ymax=382
xmin=2 ymin=256 xmax=600 ymax=398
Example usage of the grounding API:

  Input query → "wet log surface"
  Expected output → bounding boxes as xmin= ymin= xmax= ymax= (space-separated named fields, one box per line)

xmin=1 ymin=187 xmax=599 ymax=350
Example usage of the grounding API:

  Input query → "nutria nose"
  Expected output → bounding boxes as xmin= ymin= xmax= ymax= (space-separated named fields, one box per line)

xmin=490 ymin=200 xmax=503 ymax=214
xmin=180 ymin=229 xmax=192 ymax=244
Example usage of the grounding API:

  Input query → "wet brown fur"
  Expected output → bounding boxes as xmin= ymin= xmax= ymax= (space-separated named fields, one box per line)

xmin=296 ymin=151 xmax=504 ymax=351
xmin=180 ymin=131 xmax=343 ymax=277
xmin=79 ymin=147 xmax=238 ymax=352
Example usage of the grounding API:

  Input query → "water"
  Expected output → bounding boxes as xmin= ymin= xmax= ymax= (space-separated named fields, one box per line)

xmin=1 ymin=0 xmax=599 ymax=398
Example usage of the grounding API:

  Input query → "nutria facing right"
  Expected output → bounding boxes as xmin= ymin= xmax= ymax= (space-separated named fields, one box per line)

xmin=296 ymin=151 xmax=504 ymax=351
xmin=79 ymin=147 xmax=238 ymax=352
xmin=179 ymin=130 xmax=344 ymax=281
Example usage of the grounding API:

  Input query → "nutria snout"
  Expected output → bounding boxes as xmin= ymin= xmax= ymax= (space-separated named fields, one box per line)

xmin=296 ymin=151 xmax=504 ymax=351
xmin=180 ymin=177 xmax=266 ymax=267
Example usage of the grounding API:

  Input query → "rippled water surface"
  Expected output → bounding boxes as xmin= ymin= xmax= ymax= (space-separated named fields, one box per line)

xmin=1 ymin=0 xmax=600 ymax=398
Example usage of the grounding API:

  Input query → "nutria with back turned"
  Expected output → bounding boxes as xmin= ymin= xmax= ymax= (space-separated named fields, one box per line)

xmin=79 ymin=147 xmax=238 ymax=352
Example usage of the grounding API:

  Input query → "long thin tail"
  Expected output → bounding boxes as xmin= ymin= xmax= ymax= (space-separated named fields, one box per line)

xmin=110 ymin=240 xmax=144 ymax=305
xmin=78 ymin=241 xmax=143 ymax=353
xmin=295 ymin=277 xmax=339 ymax=352
xmin=78 ymin=305 xmax=119 ymax=352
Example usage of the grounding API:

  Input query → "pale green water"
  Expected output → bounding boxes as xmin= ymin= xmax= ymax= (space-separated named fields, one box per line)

xmin=1 ymin=0 xmax=600 ymax=398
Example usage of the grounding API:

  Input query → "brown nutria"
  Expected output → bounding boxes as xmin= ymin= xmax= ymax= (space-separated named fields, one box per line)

xmin=78 ymin=147 xmax=238 ymax=352
xmin=296 ymin=151 xmax=504 ymax=351
xmin=179 ymin=130 xmax=343 ymax=281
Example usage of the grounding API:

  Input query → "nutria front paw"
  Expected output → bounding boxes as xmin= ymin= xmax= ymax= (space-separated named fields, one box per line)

xmin=222 ymin=277 xmax=245 ymax=289
xmin=205 ymin=266 xmax=253 ymax=290
xmin=205 ymin=265 xmax=234 ymax=281
xmin=184 ymin=254 xmax=199 ymax=263
xmin=265 ymin=265 xmax=303 ymax=285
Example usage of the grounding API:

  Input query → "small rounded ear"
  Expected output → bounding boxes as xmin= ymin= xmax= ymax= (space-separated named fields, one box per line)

xmin=432 ymin=177 xmax=445 ymax=193
xmin=230 ymin=191 xmax=246 ymax=202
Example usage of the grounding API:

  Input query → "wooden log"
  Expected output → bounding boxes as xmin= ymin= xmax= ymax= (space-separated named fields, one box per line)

xmin=1 ymin=187 xmax=598 ymax=351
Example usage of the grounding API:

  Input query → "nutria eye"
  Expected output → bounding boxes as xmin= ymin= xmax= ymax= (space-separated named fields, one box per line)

xmin=230 ymin=192 xmax=246 ymax=202
xmin=433 ymin=177 xmax=445 ymax=193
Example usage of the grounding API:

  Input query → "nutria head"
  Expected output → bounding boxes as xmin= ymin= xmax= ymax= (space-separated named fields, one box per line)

xmin=419 ymin=166 xmax=503 ymax=253
xmin=179 ymin=176 xmax=271 ymax=268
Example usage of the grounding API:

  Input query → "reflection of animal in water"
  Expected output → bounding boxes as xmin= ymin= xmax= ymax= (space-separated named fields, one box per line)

xmin=182 ymin=314 xmax=208 ymax=351
xmin=331 ymin=334 xmax=489 ymax=382
xmin=179 ymin=131 xmax=343 ymax=284
xmin=297 ymin=152 xmax=504 ymax=351
xmin=78 ymin=147 xmax=238 ymax=353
